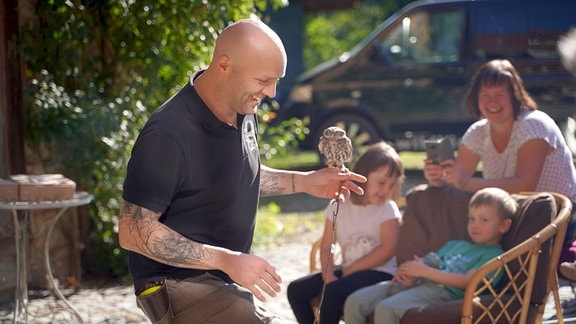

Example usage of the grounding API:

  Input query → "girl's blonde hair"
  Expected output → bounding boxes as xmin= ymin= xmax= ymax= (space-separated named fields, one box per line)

xmin=350 ymin=141 xmax=404 ymax=205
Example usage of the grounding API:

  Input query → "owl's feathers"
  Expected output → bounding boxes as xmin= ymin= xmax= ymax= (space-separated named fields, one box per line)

xmin=318 ymin=126 xmax=353 ymax=170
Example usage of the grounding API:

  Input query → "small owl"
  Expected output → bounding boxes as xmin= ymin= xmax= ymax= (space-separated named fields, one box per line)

xmin=318 ymin=126 xmax=353 ymax=171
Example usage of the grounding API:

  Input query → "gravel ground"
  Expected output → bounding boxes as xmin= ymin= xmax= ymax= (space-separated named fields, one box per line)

xmin=1 ymin=171 xmax=574 ymax=323
xmin=0 ymin=223 xmax=575 ymax=323
xmin=0 ymin=227 xmax=320 ymax=324
xmin=253 ymin=232 xmax=322 ymax=323
xmin=2 ymin=224 xmax=576 ymax=324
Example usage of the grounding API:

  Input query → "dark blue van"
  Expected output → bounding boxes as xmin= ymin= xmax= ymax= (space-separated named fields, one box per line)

xmin=275 ymin=0 xmax=576 ymax=154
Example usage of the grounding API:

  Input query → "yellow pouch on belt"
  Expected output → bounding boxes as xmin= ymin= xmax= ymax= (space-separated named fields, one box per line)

xmin=140 ymin=285 xmax=162 ymax=296
xmin=136 ymin=280 xmax=173 ymax=324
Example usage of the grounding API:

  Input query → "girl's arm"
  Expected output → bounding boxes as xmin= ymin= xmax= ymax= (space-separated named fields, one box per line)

xmin=342 ymin=218 xmax=400 ymax=277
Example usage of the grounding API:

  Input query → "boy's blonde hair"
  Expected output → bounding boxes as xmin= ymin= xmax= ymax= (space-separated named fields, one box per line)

xmin=469 ymin=187 xmax=518 ymax=221
xmin=350 ymin=141 xmax=404 ymax=205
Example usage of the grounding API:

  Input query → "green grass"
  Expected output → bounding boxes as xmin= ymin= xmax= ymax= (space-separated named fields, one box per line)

xmin=253 ymin=202 xmax=323 ymax=248
xmin=264 ymin=149 xmax=425 ymax=171
xmin=263 ymin=150 xmax=321 ymax=170
xmin=399 ymin=151 xmax=426 ymax=170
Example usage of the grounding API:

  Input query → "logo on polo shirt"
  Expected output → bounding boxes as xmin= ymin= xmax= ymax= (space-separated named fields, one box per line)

xmin=243 ymin=118 xmax=258 ymax=153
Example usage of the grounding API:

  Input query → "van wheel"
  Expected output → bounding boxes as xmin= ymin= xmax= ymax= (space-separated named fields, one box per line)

xmin=315 ymin=114 xmax=381 ymax=161
xmin=561 ymin=116 xmax=576 ymax=158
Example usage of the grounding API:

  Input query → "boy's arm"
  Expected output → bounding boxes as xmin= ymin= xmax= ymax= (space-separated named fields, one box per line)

xmin=418 ymin=267 xmax=475 ymax=290
xmin=398 ymin=258 xmax=476 ymax=290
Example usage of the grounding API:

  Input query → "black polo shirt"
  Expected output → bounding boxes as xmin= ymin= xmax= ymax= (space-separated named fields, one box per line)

xmin=123 ymin=76 xmax=260 ymax=284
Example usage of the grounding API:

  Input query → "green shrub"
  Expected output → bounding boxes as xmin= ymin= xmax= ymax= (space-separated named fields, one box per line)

xmin=19 ymin=0 xmax=289 ymax=278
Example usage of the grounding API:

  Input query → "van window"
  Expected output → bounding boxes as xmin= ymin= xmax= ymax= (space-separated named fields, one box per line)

xmin=474 ymin=2 xmax=576 ymax=59
xmin=374 ymin=8 xmax=463 ymax=64
xmin=474 ymin=8 xmax=528 ymax=58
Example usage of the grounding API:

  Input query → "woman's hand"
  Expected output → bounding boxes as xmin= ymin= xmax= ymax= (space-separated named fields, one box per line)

xmin=423 ymin=158 xmax=447 ymax=187
xmin=424 ymin=157 xmax=474 ymax=190
xmin=439 ymin=160 xmax=472 ymax=191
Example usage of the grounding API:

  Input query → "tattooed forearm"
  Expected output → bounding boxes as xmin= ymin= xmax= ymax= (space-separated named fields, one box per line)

xmin=260 ymin=168 xmax=288 ymax=196
xmin=119 ymin=201 xmax=213 ymax=268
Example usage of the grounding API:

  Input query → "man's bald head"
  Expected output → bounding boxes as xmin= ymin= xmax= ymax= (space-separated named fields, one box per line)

xmin=211 ymin=18 xmax=287 ymax=77
xmin=194 ymin=18 xmax=287 ymax=124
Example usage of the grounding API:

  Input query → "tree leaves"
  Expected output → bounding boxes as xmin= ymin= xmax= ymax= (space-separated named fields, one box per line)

xmin=18 ymin=0 xmax=286 ymax=277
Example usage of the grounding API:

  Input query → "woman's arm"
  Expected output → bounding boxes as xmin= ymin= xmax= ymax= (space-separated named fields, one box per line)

xmin=444 ymin=139 xmax=549 ymax=193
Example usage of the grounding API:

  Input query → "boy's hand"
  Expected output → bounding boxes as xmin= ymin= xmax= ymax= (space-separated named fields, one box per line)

xmin=399 ymin=255 xmax=430 ymax=278
xmin=393 ymin=273 xmax=416 ymax=286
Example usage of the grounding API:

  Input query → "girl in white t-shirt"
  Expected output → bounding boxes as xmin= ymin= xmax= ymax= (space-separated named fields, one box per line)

xmin=287 ymin=141 xmax=404 ymax=324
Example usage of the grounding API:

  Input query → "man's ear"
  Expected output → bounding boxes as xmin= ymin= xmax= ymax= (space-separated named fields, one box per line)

xmin=217 ymin=55 xmax=230 ymax=72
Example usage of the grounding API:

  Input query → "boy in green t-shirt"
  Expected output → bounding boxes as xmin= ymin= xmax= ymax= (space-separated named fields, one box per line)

xmin=344 ymin=187 xmax=517 ymax=324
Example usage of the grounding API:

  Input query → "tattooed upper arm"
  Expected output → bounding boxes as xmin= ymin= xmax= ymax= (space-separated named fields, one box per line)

xmin=118 ymin=200 xmax=164 ymax=252
xmin=120 ymin=200 xmax=162 ymax=221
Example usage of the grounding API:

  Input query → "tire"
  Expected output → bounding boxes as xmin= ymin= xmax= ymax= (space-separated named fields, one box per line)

xmin=315 ymin=114 xmax=382 ymax=162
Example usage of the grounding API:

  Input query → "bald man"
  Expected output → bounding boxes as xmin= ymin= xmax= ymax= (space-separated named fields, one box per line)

xmin=118 ymin=18 xmax=366 ymax=323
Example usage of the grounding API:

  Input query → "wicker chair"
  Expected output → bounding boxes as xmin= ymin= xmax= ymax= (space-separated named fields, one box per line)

xmin=308 ymin=188 xmax=572 ymax=324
